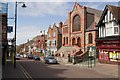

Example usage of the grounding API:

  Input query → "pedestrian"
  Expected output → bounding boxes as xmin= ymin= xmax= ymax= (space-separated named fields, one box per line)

xmin=73 ymin=55 xmax=76 ymax=65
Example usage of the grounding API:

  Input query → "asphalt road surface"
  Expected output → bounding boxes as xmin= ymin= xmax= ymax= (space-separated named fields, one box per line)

xmin=17 ymin=58 xmax=118 ymax=79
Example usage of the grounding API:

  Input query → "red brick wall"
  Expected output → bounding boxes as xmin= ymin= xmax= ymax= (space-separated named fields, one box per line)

xmin=47 ymin=23 xmax=62 ymax=50
xmin=62 ymin=3 xmax=98 ymax=53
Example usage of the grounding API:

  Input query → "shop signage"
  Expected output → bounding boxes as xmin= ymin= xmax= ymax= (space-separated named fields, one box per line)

xmin=103 ymin=41 xmax=120 ymax=44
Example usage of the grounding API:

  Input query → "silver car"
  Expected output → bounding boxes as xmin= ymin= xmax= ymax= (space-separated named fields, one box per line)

xmin=44 ymin=56 xmax=58 ymax=64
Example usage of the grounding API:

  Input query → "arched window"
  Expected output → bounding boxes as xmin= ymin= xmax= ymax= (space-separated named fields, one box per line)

xmin=63 ymin=37 xmax=65 ymax=46
xmin=72 ymin=38 xmax=76 ymax=45
xmin=66 ymin=37 xmax=68 ymax=45
xmin=73 ymin=15 xmax=81 ymax=32
xmin=77 ymin=37 xmax=81 ymax=47
xmin=88 ymin=33 xmax=93 ymax=44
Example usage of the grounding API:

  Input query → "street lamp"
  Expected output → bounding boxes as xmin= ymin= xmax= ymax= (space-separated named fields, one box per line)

xmin=14 ymin=1 xmax=26 ymax=68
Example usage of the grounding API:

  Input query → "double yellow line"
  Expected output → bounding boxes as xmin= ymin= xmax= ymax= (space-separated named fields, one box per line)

xmin=17 ymin=62 xmax=33 ymax=80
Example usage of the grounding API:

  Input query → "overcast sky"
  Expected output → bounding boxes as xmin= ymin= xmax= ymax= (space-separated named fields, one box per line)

xmin=7 ymin=1 xmax=119 ymax=45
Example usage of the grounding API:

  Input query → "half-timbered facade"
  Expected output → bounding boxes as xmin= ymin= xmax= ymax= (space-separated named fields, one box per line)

xmin=96 ymin=5 xmax=120 ymax=64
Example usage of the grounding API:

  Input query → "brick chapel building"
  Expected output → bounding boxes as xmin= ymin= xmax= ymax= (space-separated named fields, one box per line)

xmin=56 ymin=2 xmax=102 ymax=63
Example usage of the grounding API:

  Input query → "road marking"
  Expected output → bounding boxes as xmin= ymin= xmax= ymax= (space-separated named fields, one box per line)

xmin=17 ymin=63 xmax=33 ymax=80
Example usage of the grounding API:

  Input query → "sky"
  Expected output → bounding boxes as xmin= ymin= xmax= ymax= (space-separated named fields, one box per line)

xmin=7 ymin=1 xmax=119 ymax=45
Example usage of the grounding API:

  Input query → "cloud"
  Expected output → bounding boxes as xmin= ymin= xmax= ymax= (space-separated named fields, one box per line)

xmin=17 ymin=25 xmax=41 ymax=45
xmin=18 ymin=2 xmax=71 ymax=17
xmin=81 ymin=2 xmax=104 ymax=10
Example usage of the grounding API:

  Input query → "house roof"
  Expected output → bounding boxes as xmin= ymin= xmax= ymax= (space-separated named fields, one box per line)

xmin=64 ymin=19 xmax=68 ymax=26
xmin=71 ymin=2 xmax=102 ymax=24
xmin=85 ymin=23 xmax=95 ymax=32
xmin=97 ymin=5 xmax=120 ymax=26
xmin=107 ymin=5 xmax=120 ymax=21
xmin=85 ymin=7 xmax=102 ymax=31
xmin=47 ymin=23 xmax=62 ymax=34
xmin=86 ymin=7 xmax=103 ymax=24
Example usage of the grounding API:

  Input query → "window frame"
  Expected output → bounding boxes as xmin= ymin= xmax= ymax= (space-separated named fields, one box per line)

xmin=72 ymin=14 xmax=81 ymax=32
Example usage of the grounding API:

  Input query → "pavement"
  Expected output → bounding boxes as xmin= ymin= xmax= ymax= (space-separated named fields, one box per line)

xmin=2 ymin=59 xmax=31 ymax=80
xmin=60 ymin=60 xmax=119 ymax=78
xmin=40 ymin=57 xmax=119 ymax=78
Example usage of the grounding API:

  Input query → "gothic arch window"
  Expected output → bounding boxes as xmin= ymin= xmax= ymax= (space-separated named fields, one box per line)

xmin=73 ymin=14 xmax=81 ymax=32
xmin=88 ymin=33 xmax=93 ymax=44
xmin=72 ymin=38 xmax=76 ymax=45
xmin=77 ymin=37 xmax=81 ymax=47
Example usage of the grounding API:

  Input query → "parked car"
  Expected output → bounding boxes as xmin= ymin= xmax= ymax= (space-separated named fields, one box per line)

xmin=20 ymin=54 xmax=23 ymax=58
xmin=44 ymin=56 xmax=58 ymax=64
xmin=34 ymin=55 xmax=40 ymax=61
xmin=15 ymin=54 xmax=20 ymax=60
xmin=23 ymin=54 xmax=27 ymax=58
xmin=28 ymin=54 xmax=34 ymax=59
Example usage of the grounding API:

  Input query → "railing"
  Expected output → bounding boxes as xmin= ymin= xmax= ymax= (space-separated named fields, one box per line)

xmin=75 ymin=51 xmax=88 ymax=63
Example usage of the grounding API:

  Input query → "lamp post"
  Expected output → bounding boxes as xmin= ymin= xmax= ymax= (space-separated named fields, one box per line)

xmin=14 ymin=1 xmax=26 ymax=68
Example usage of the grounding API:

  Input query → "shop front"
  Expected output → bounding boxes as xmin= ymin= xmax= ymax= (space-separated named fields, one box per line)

xmin=97 ymin=39 xmax=120 ymax=64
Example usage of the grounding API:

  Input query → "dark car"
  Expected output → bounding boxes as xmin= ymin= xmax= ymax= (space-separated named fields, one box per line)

xmin=28 ymin=54 xmax=33 ymax=59
xmin=34 ymin=55 xmax=40 ymax=60
xmin=44 ymin=56 xmax=58 ymax=64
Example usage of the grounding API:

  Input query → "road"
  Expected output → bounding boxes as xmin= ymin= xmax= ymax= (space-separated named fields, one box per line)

xmin=17 ymin=58 xmax=118 ymax=79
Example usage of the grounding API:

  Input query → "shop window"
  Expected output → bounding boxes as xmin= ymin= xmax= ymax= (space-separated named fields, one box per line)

xmin=88 ymin=33 xmax=93 ymax=44
xmin=73 ymin=15 xmax=81 ymax=32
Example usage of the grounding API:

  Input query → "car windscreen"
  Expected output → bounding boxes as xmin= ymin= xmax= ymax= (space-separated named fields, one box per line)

xmin=48 ymin=57 xmax=55 ymax=59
